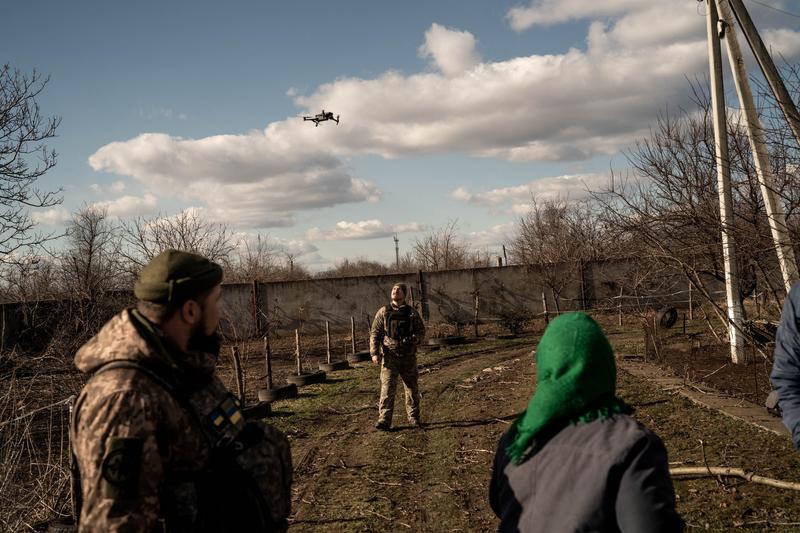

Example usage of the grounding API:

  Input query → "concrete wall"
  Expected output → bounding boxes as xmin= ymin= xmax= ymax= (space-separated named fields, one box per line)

xmin=0 ymin=258 xmax=728 ymax=350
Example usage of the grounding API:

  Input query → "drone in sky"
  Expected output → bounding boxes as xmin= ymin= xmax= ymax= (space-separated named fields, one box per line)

xmin=303 ymin=109 xmax=340 ymax=127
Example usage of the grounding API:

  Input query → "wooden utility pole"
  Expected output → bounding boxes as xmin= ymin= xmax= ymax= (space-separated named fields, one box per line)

xmin=707 ymin=0 xmax=747 ymax=364
xmin=726 ymin=0 xmax=800 ymax=146
xmin=716 ymin=0 xmax=799 ymax=292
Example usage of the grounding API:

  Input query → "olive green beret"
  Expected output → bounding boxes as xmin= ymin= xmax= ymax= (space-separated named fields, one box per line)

xmin=134 ymin=249 xmax=223 ymax=304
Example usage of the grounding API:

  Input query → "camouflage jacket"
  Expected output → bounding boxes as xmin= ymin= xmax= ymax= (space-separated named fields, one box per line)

xmin=71 ymin=309 xmax=292 ymax=532
xmin=370 ymin=303 xmax=425 ymax=358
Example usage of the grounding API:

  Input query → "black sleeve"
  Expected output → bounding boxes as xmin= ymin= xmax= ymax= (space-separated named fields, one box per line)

xmin=616 ymin=433 xmax=684 ymax=533
xmin=489 ymin=425 xmax=516 ymax=519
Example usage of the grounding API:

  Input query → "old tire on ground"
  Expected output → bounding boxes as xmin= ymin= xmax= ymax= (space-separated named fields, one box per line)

xmin=428 ymin=336 xmax=467 ymax=346
xmin=655 ymin=307 xmax=678 ymax=329
xmin=319 ymin=359 xmax=351 ymax=372
xmin=242 ymin=401 xmax=272 ymax=419
xmin=47 ymin=519 xmax=76 ymax=533
xmin=257 ymin=384 xmax=298 ymax=402
xmin=347 ymin=350 xmax=372 ymax=363
xmin=287 ymin=370 xmax=327 ymax=386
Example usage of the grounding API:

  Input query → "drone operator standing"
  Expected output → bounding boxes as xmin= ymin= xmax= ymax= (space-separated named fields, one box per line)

xmin=370 ymin=283 xmax=426 ymax=431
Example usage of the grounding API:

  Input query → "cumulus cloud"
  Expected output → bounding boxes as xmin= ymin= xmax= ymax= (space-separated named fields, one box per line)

xmin=507 ymin=0 xmax=643 ymax=31
xmin=89 ymin=132 xmax=381 ymax=229
xmin=231 ymin=230 xmax=319 ymax=256
xmin=306 ymin=219 xmax=425 ymax=241
xmin=466 ymin=222 xmax=516 ymax=249
xmin=89 ymin=7 xmax=800 ymax=228
xmin=90 ymin=180 xmax=127 ymax=194
xmin=418 ymin=23 xmax=481 ymax=77
xmin=452 ymin=173 xmax=611 ymax=213
xmin=32 ymin=207 xmax=71 ymax=226
xmin=289 ymin=12 xmax=720 ymax=162
xmin=92 ymin=193 xmax=159 ymax=218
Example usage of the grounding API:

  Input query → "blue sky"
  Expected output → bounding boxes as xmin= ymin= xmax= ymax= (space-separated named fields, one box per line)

xmin=5 ymin=0 xmax=800 ymax=270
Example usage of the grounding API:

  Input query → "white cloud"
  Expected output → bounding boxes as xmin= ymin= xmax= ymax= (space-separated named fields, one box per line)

xmin=452 ymin=173 xmax=610 ymax=212
xmin=89 ymin=8 xmax=800 ymax=227
xmin=32 ymin=207 xmax=71 ymax=226
xmin=466 ymin=222 xmax=516 ymax=248
xmin=507 ymin=0 xmax=643 ymax=31
xmin=289 ymin=9 xmax=721 ymax=162
xmin=90 ymin=180 xmax=127 ymax=194
xmin=92 ymin=193 xmax=158 ymax=218
xmin=89 ymin=132 xmax=381 ymax=229
xmin=418 ymin=23 xmax=481 ymax=77
xmin=306 ymin=219 xmax=425 ymax=241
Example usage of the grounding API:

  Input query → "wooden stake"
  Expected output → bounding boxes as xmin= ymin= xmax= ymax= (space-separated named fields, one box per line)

xmin=264 ymin=334 xmax=273 ymax=389
xmin=231 ymin=346 xmax=244 ymax=404
xmin=541 ymin=290 xmax=549 ymax=325
xmin=326 ymin=321 xmax=331 ymax=364
xmin=295 ymin=329 xmax=302 ymax=375
xmin=473 ymin=292 xmax=480 ymax=337
xmin=350 ymin=316 xmax=356 ymax=354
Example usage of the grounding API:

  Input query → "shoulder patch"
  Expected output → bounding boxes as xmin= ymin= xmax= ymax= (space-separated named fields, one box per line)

xmin=101 ymin=437 xmax=143 ymax=498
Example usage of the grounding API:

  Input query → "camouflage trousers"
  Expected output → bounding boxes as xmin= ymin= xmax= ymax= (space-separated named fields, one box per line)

xmin=378 ymin=353 xmax=420 ymax=425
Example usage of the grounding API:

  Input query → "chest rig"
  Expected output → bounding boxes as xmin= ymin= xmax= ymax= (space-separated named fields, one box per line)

xmin=385 ymin=304 xmax=414 ymax=342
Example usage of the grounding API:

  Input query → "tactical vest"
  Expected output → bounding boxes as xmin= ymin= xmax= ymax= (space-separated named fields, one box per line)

xmin=385 ymin=304 xmax=414 ymax=342
xmin=69 ymin=359 xmax=284 ymax=532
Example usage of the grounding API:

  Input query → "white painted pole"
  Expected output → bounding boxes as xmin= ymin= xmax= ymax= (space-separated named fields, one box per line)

xmin=716 ymin=0 xmax=799 ymax=293
xmin=707 ymin=0 xmax=747 ymax=364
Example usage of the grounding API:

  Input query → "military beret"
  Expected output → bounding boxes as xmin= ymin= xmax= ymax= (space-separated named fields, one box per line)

xmin=134 ymin=249 xmax=223 ymax=304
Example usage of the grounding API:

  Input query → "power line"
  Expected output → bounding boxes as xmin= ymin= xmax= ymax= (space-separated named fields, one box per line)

xmin=745 ymin=0 xmax=800 ymax=19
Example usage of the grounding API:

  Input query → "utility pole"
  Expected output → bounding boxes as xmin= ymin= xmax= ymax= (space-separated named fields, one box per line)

xmin=707 ymin=0 xmax=747 ymax=364
xmin=727 ymin=0 xmax=800 ymax=146
xmin=716 ymin=0 xmax=799 ymax=293
xmin=393 ymin=234 xmax=400 ymax=270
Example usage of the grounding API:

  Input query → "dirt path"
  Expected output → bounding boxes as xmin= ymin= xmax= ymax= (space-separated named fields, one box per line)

xmin=263 ymin=334 xmax=800 ymax=532
xmin=267 ymin=339 xmax=534 ymax=532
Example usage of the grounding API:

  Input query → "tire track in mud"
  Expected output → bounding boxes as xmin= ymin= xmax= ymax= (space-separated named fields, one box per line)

xmin=281 ymin=342 xmax=536 ymax=532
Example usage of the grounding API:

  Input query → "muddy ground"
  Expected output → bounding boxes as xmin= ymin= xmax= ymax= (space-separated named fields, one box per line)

xmin=233 ymin=323 xmax=800 ymax=532
xmin=4 ymin=315 xmax=800 ymax=531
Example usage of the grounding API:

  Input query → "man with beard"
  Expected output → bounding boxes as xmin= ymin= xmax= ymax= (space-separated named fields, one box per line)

xmin=370 ymin=282 xmax=426 ymax=430
xmin=70 ymin=250 xmax=292 ymax=532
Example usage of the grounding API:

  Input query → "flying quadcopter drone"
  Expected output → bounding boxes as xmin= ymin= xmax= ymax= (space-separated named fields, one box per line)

xmin=303 ymin=109 xmax=340 ymax=126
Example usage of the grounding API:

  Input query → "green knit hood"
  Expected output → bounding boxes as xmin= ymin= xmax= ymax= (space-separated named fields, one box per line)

xmin=507 ymin=312 xmax=629 ymax=464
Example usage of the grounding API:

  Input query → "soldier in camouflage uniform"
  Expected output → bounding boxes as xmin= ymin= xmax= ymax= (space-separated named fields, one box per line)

xmin=370 ymin=282 xmax=426 ymax=430
xmin=70 ymin=250 xmax=292 ymax=532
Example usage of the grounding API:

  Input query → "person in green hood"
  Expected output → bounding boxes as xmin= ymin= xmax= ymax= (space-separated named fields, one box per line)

xmin=489 ymin=312 xmax=683 ymax=532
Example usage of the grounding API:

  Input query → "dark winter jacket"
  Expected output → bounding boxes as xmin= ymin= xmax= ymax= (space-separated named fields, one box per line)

xmin=489 ymin=414 xmax=684 ymax=533
xmin=771 ymin=282 xmax=800 ymax=448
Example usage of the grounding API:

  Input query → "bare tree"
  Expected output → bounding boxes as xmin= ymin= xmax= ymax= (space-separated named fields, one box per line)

xmin=508 ymin=196 xmax=615 ymax=312
xmin=0 ymin=65 xmax=62 ymax=261
xmin=413 ymin=220 xmax=473 ymax=271
xmin=225 ymin=234 xmax=278 ymax=283
xmin=120 ymin=210 xmax=235 ymax=274
xmin=59 ymin=205 xmax=122 ymax=299
xmin=317 ymin=257 xmax=392 ymax=278
xmin=592 ymin=80 xmax=800 ymax=328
